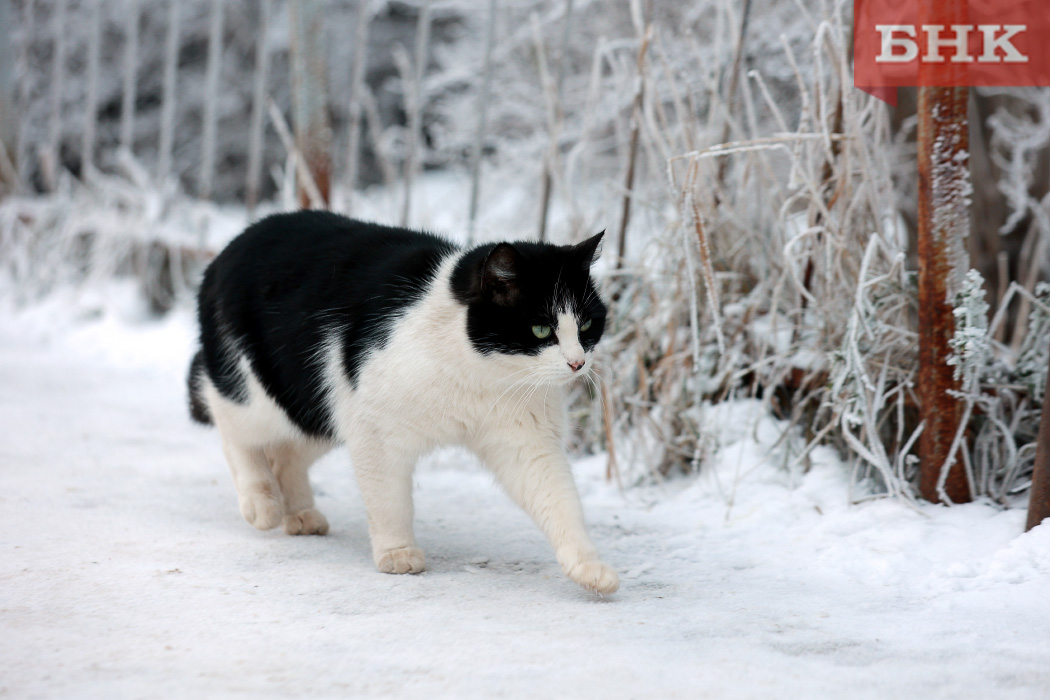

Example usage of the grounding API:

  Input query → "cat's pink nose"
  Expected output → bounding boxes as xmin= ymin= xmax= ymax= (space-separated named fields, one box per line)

xmin=568 ymin=360 xmax=585 ymax=372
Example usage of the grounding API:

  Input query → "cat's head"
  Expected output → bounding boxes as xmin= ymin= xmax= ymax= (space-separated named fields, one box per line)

xmin=451 ymin=232 xmax=607 ymax=385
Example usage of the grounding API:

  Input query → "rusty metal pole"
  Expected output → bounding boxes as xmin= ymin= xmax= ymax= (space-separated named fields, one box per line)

xmin=916 ymin=74 xmax=974 ymax=504
xmin=916 ymin=83 xmax=972 ymax=504
xmin=1025 ymin=350 xmax=1050 ymax=531
xmin=915 ymin=0 xmax=974 ymax=504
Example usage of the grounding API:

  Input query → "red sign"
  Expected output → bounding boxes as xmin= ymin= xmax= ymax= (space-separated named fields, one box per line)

xmin=854 ymin=0 xmax=1050 ymax=105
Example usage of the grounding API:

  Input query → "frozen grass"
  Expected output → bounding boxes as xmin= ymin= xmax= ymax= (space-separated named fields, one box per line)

xmin=3 ymin=0 xmax=1048 ymax=507
xmin=554 ymin=3 xmax=1050 ymax=506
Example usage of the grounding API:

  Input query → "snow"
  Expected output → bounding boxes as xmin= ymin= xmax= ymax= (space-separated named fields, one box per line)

xmin=2 ymin=302 xmax=1050 ymax=699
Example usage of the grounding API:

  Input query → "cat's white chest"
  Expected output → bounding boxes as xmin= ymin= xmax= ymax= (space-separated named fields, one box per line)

xmin=331 ymin=288 xmax=565 ymax=452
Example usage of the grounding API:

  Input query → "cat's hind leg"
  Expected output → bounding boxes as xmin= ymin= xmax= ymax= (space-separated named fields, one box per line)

xmin=220 ymin=439 xmax=284 ymax=530
xmin=201 ymin=374 xmax=289 ymax=531
xmin=265 ymin=440 xmax=332 ymax=535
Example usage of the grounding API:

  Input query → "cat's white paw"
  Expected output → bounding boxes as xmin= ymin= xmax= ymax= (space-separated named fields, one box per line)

xmin=239 ymin=492 xmax=283 ymax=530
xmin=564 ymin=558 xmax=620 ymax=595
xmin=375 ymin=546 xmax=426 ymax=574
xmin=283 ymin=508 xmax=329 ymax=536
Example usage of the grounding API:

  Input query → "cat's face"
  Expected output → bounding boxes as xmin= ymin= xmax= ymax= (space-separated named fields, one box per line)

xmin=451 ymin=232 xmax=607 ymax=386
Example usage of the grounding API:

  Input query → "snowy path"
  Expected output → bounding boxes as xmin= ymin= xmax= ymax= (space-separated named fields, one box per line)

xmin=2 ymin=310 xmax=1049 ymax=699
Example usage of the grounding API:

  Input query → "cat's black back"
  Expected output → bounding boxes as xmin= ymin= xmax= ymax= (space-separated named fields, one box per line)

xmin=195 ymin=211 xmax=456 ymax=438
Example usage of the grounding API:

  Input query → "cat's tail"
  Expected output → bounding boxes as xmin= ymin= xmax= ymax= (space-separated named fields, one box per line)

xmin=187 ymin=350 xmax=213 ymax=425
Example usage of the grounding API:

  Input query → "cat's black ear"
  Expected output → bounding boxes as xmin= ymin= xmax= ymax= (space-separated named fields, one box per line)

xmin=481 ymin=243 xmax=522 ymax=306
xmin=574 ymin=230 xmax=604 ymax=269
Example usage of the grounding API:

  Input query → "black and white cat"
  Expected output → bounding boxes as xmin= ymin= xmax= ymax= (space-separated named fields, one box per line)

xmin=187 ymin=211 xmax=618 ymax=594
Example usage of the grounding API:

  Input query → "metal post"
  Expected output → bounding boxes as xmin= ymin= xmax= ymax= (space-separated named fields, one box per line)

xmin=916 ymin=83 xmax=973 ymax=504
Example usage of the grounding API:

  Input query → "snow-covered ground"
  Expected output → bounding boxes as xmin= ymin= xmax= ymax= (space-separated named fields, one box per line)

xmin=2 ymin=296 xmax=1049 ymax=699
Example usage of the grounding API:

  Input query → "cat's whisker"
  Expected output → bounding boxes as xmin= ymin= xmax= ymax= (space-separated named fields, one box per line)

xmin=586 ymin=373 xmax=608 ymax=418
xmin=490 ymin=385 xmax=534 ymax=427
xmin=508 ymin=375 xmax=546 ymax=424
xmin=541 ymin=381 xmax=554 ymax=427
xmin=588 ymin=366 xmax=609 ymax=391
xmin=486 ymin=367 xmax=547 ymax=416
xmin=506 ymin=376 xmax=546 ymax=428
xmin=491 ymin=364 xmax=546 ymax=387
xmin=481 ymin=366 xmax=549 ymax=432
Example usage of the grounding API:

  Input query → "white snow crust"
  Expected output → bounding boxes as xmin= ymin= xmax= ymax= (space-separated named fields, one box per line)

xmin=2 ymin=302 xmax=1049 ymax=699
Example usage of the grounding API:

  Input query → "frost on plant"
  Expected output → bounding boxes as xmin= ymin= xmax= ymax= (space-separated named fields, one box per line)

xmin=948 ymin=269 xmax=990 ymax=392
xmin=927 ymin=104 xmax=974 ymax=307
xmin=3 ymin=0 xmax=1049 ymax=509
xmin=986 ymin=89 xmax=1050 ymax=235
xmin=1015 ymin=283 xmax=1050 ymax=404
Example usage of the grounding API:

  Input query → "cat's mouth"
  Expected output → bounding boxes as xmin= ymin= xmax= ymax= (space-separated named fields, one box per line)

xmin=523 ymin=367 xmax=590 ymax=387
xmin=559 ymin=365 xmax=592 ymax=385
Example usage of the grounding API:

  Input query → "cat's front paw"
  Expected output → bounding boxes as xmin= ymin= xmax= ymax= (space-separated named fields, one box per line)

xmin=283 ymin=508 xmax=329 ymax=535
xmin=563 ymin=558 xmax=619 ymax=595
xmin=239 ymin=492 xmax=283 ymax=530
xmin=375 ymin=546 xmax=426 ymax=575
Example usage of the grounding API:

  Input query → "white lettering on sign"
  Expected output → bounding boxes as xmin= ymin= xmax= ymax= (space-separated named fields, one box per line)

xmin=874 ymin=24 xmax=1028 ymax=63
xmin=979 ymin=25 xmax=1028 ymax=63
xmin=922 ymin=25 xmax=974 ymax=63
xmin=876 ymin=25 xmax=918 ymax=63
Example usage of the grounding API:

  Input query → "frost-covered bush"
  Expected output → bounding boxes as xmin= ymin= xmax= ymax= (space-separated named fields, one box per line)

xmin=562 ymin=1 xmax=1048 ymax=506
xmin=1016 ymin=284 xmax=1050 ymax=405
xmin=949 ymin=269 xmax=991 ymax=392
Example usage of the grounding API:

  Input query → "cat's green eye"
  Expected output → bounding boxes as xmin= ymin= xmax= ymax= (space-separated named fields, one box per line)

xmin=580 ymin=318 xmax=593 ymax=332
xmin=532 ymin=324 xmax=552 ymax=339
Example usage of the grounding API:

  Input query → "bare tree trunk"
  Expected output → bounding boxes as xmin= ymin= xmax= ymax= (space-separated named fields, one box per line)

xmin=267 ymin=98 xmax=324 ymax=208
xmin=44 ymin=0 xmax=67 ymax=191
xmin=360 ymin=84 xmax=396 ymax=190
xmin=467 ymin=0 xmax=498 ymax=244
xmin=120 ymin=0 xmax=140 ymax=154
xmin=535 ymin=0 xmax=573 ymax=243
xmin=158 ymin=0 xmax=180 ymax=183
xmin=344 ymin=0 xmax=372 ymax=213
xmin=246 ymin=0 xmax=272 ymax=214
xmin=916 ymin=84 xmax=973 ymax=505
xmin=15 ymin=0 xmax=35 ymax=191
xmin=531 ymin=12 xmax=556 ymax=242
xmin=199 ymin=0 xmax=225 ymax=200
xmin=713 ymin=0 xmax=752 ymax=200
xmin=1025 ymin=350 xmax=1050 ymax=531
xmin=614 ymin=22 xmax=651 ymax=268
xmin=81 ymin=0 xmax=101 ymax=178
xmin=400 ymin=0 xmax=432 ymax=226
xmin=290 ymin=0 xmax=332 ymax=208
xmin=0 ymin=0 xmax=18 ymax=194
